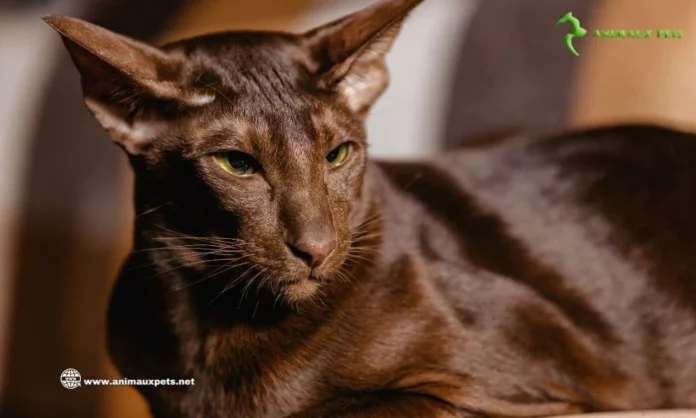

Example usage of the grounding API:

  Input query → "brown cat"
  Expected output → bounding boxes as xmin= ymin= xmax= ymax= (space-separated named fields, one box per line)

xmin=44 ymin=0 xmax=696 ymax=417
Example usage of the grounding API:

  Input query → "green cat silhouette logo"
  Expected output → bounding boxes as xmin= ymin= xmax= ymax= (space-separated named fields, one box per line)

xmin=557 ymin=12 xmax=587 ymax=56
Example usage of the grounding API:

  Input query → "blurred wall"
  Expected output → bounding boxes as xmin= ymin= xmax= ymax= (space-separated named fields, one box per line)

xmin=0 ymin=0 xmax=74 ymax=401
xmin=443 ymin=0 xmax=595 ymax=144
xmin=571 ymin=0 xmax=696 ymax=132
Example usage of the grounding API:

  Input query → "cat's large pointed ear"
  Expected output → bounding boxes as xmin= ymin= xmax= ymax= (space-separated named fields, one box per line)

xmin=303 ymin=0 xmax=423 ymax=114
xmin=43 ymin=15 xmax=212 ymax=154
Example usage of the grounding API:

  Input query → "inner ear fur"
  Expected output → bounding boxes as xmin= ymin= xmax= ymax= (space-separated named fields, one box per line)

xmin=43 ymin=15 xmax=214 ymax=154
xmin=303 ymin=0 xmax=424 ymax=113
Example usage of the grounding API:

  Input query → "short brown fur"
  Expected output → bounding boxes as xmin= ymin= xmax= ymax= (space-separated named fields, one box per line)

xmin=46 ymin=1 xmax=696 ymax=416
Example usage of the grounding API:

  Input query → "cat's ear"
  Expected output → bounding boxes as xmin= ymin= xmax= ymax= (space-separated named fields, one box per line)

xmin=42 ymin=15 xmax=212 ymax=154
xmin=303 ymin=0 xmax=422 ymax=114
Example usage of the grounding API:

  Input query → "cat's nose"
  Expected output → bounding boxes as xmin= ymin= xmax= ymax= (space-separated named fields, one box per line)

xmin=288 ymin=235 xmax=337 ymax=268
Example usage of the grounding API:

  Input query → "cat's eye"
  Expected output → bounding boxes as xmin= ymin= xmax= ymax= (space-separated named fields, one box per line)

xmin=214 ymin=151 xmax=258 ymax=177
xmin=326 ymin=143 xmax=352 ymax=168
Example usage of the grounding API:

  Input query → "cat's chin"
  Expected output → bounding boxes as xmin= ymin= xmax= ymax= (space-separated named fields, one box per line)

xmin=280 ymin=279 xmax=321 ymax=304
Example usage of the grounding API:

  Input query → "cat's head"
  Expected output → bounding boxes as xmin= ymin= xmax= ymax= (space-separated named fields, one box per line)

xmin=45 ymin=0 xmax=422 ymax=303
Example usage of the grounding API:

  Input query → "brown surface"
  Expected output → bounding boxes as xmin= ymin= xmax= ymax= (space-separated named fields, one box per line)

xmin=556 ymin=412 xmax=696 ymax=418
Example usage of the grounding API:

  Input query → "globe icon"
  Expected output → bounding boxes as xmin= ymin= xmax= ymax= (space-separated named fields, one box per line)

xmin=60 ymin=368 xmax=82 ymax=389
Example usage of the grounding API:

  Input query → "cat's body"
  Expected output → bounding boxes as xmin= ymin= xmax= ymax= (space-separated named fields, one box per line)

xmin=108 ymin=125 xmax=696 ymax=417
xmin=45 ymin=0 xmax=696 ymax=416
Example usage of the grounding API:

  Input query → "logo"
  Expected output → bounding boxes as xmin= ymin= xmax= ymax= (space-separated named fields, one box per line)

xmin=556 ymin=12 xmax=587 ymax=57
xmin=557 ymin=12 xmax=685 ymax=57
xmin=60 ymin=368 xmax=82 ymax=389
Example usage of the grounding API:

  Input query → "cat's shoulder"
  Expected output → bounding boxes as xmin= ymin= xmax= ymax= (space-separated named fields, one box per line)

xmin=374 ymin=123 xmax=696 ymax=238
xmin=433 ymin=123 xmax=696 ymax=272
xmin=443 ymin=123 xmax=696 ymax=187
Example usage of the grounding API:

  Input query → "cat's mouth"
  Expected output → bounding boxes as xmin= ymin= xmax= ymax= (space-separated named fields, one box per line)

xmin=280 ymin=276 xmax=322 ymax=303
xmin=230 ymin=241 xmax=350 ymax=303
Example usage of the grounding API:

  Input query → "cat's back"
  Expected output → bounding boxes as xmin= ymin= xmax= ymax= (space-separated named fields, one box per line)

xmin=442 ymin=123 xmax=696 ymax=300
xmin=378 ymin=124 xmax=696 ymax=407
xmin=393 ymin=124 xmax=696 ymax=298
xmin=380 ymin=124 xmax=696 ymax=272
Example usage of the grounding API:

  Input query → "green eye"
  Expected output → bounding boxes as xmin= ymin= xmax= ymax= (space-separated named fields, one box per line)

xmin=214 ymin=151 xmax=257 ymax=177
xmin=326 ymin=143 xmax=351 ymax=167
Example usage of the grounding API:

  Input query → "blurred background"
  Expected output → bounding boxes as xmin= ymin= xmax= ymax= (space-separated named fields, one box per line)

xmin=1 ymin=0 xmax=696 ymax=416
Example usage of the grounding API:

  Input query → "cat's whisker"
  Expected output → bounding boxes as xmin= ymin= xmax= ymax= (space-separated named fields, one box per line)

xmin=256 ymin=272 xmax=276 ymax=296
xmin=145 ymin=222 xmax=199 ymax=239
xmin=129 ymin=236 xmax=258 ymax=272
xmin=151 ymin=246 xmax=245 ymax=257
xmin=345 ymin=253 xmax=376 ymax=264
xmin=170 ymin=260 xmax=251 ymax=293
xmin=349 ymin=242 xmax=381 ymax=250
xmin=223 ymin=264 xmax=258 ymax=292
xmin=350 ymin=238 xmax=380 ymax=248
xmin=317 ymin=292 xmax=328 ymax=309
xmin=273 ymin=293 xmax=283 ymax=310
xmin=348 ymin=253 xmax=379 ymax=261
xmin=145 ymin=222 xmax=247 ymax=244
xmin=347 ymin=247 xmax=381 ymax=257
xmin=351 ymin=220 xmax=382 ymax=233
xmin=352 ymin=214 xmax=382 ymax=233
xmin=335 ymin=269 xmax=355 ymax=286
xmin=351 ymin=231 xmax=382 ymax=240
xmin=208 ymin=265 xmax=264 ymax=307
xmin=350 ymin=227 xmax=383 ymax=238
xmin=136 ymin=259 xmax=215 ymax=282
xmin=204 ymin=254 xmax=258 ymax=273
xmin=350 ymin=234 xmax=381 ymax=243
xmin=129 ymin=252 xmax=251 ymax=271
xmin=135 ymin=251 xmax=259 ymax=279
xmin=251 ymin=300 xmax=261 ymax=320
xmin=135 ymin=242 xmax=229 ymax=250
xmin=239 ymin=268 xmax=268 ymax=307
xmin=153 ymin=236 xmax=246 ymax=245
xmin=335 ymin=265 xmax=369 ymax=296
xmin=356 ymin=213 xmax=382 ymax=228
xmin=347 ymin=246 xmax=381 ymax=256
xmin=132 ymin=244 xmax=244 ymax=255
xmin=152 ymin=233 xmax=245 ymax=241
xmin=206 ymin=266 xmax=254 ymax=306
xmin=135 ymin=202 xmax=173 ymax=218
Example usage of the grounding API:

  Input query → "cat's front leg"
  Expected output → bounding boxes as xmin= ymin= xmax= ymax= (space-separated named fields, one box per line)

xmin=290 ymin=392 xmax=468 ymax=418
xmin=292 ymin=390 xmax=588 ymax=418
